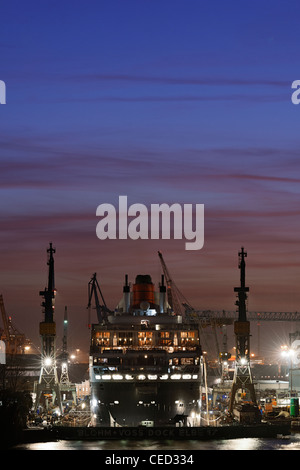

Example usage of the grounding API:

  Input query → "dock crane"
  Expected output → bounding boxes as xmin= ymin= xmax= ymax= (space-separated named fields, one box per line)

xmin=158 ymin=251 xmax=194 ymax=317
xmin=0 ymin=294 xmax=31 ymax=354
xmin=87 ymin=273 xmax=112 ymax=327
xmin=158 ymin=251 xmax=226 ymax=370
xmin=34 ymin=242 xmax=62 ymax=414
xmin=228 ymin=247 xmax=260 ymax=422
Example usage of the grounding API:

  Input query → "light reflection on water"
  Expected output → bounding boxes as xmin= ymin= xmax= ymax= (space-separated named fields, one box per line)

xmin=11 ymin=435 xmax=300 ymax=450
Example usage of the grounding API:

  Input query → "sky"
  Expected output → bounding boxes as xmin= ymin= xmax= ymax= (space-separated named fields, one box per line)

xmin=1 ymin=0 xmax=300 ymax=361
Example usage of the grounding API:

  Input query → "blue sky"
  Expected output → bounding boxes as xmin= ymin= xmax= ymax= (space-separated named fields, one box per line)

xmin=1 ymin=0 xmax=300 ymax=358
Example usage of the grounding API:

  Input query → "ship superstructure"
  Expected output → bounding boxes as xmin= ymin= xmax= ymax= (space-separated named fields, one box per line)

xmin=89 ymin=274 xmax=203 ymax=427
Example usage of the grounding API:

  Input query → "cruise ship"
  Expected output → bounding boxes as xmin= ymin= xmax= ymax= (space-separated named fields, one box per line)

xmin=89 ymin=273 xmax=203 ymax=427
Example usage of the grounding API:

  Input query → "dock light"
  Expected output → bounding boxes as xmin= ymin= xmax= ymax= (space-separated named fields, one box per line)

xmin=281 ymin=345 xmax=295 ymax=358
xmin=44 ymin=357 xmax=53 ymax=366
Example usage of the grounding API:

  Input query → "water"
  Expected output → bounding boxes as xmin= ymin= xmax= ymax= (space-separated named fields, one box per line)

xmin=10 ymin=433 xmax=300 ymax=450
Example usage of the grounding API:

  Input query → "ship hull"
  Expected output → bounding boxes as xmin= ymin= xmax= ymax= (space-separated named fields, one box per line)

xmin=54 ymin=423 xmax=291 ymax=441
xmin=91 ymin=380 xmax=200 ymax=427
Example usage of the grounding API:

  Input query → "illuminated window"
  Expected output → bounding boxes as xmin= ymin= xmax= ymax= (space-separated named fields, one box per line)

xmin=95 ymin=331 xmax=110 ymax=347
xmin=138 ymin=331 xmax=153 ymax=346
xmin=161 ymin=331 xmax=170 ymax=338
xmin=158 ymin=331 xmax=173 ymax=346
xmin=98 ymin=358 xmax=108 ymax=364
xmin=180 ymin=331 xmax=196 ymax=346
xmin=118 ymin=332 xmax=133 ymax=346
xmin=181 ymin=357 xmax=194 ymax=365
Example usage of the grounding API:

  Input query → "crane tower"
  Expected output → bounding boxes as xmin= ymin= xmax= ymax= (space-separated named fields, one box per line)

xmin=34 ymin=243 xmax=62 ymax=413
xmin=59 ymin=306 xmax=76 ymax=404
xmin=228 ymin=247 xmax=259 ymax=422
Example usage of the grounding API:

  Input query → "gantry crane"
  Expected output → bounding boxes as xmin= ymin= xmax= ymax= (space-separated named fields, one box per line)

xmin=158 ymin=251 xmax=300 ymax=323
xmin=156 ymin=250 xmax=300 ymax=370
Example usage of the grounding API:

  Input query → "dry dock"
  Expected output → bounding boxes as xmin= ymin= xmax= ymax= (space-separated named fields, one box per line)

xmin=18 ymin=423 xmax=290 ymax=443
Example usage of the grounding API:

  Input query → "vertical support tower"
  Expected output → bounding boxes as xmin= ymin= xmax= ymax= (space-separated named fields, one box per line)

xmin=34 ymin=243 xmax=62 ymax=413
xmin=60 ymin=306 xmax=70 ymax=385
xmin=229 ymin=247 xmax=258 ymax=417
xmin=60 ymin=305 xmax=76 ymax=404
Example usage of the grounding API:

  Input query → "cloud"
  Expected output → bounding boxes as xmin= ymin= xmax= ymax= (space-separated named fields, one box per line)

xmin=1 ymin=136 xmax=300 ymax=206
xmin=67 ymin=73 xmax=289 ymax=88
xmin=226 ymin=173 xmax=300 ymax=183
xmin=48 ymin=94 xmax=288 ymax=104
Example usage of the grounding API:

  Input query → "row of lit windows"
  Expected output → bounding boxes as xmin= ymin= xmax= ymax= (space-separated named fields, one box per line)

xmin=93 ymin=330 xmax=198 ymax=347
xmin=93 ymin=372 xmax=199 ymax=381
xmin=94 ymin=331 xmax=197 ymax=338
xmin=94 ymin=356 xmax=197 ymax=366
